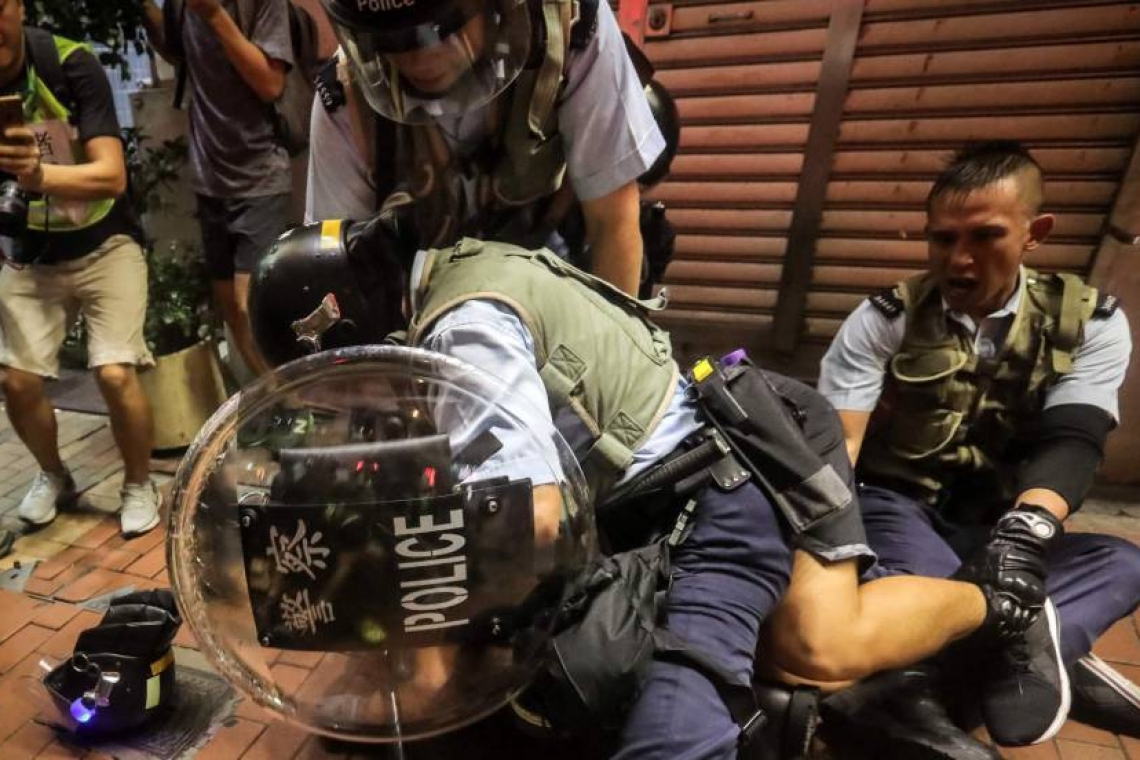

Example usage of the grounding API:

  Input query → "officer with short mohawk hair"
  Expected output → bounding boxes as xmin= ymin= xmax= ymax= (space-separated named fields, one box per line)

xmin=819 ymin=140 xmax=1140 ymax=750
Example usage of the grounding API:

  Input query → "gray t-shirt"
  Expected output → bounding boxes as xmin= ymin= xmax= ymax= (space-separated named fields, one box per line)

xmin=305 ymin=1 xmax=663 ymax=221
xmin=183 ymin=0 xmax=294 ymax=198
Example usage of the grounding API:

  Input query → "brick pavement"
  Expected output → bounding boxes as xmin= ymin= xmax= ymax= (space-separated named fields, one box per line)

xmin=0 ymin=408 xmax=1137 ymax=758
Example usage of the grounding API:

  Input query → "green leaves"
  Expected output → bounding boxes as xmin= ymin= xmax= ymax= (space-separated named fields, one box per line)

xmin=27 ymin=0 xmax=151 ymax=77
xmin=124 ymin=127 xmax=211 ymax=356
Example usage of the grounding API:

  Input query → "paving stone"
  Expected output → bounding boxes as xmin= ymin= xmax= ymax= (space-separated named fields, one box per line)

xmin=1057 ymin=717 xmax=1121 ymax=747
xmin=1093 ymin=616 xmax=1140 ymax=665
xmin=269 ymin=664 xmax=311 ymax=696
xmin=71 ymin=520 xmax=119 ymax=551
xmin=94 ymin=547 xmax=140 ymax=572
xmin=0 ymin=687 xmax=41 ymax=743
xmin=0 ymin=591 xmax=41 ymax=643
xmin=1003 ymin=742 xmax=1062 ymax=759
xmin=0 ymin=719 xmax=58 ymax=757
xmin=54 ymin=569 xmax=132 ymax=604
xmin=0 ymin=624 xmax=55 ymax=673
xmin=195 ymin=718 xmax=266 ymax=760
xmin=32 ymin=547 xmax=90 ymax=582
xmin=30 ymin=514 xmax=105 ymax=550
xmin=124 ymin=544 xmax=165 ymax=579
xmin=276 ymin=650 xmax=324 ymax=669
xmin=1056 ymin=740 xmax=1126 ymax=759
xmin=234 ymin=697 xmax=277 ymax=724
xmin=124 ymin=525 xmax=166 ymax=554
xmin=31 ymin=601 xmax=83 ymax=631
xmin=40 ymin=610 xmax=104 ymax=662
xmin=9 ymin=535 xmax=71 ymax=563
xmin=241 ymin=719 xmax=310 ymax=760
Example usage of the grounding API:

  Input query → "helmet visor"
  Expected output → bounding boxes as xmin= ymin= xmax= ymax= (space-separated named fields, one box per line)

xmin=334 ymin=0 xmax=532 ymax=124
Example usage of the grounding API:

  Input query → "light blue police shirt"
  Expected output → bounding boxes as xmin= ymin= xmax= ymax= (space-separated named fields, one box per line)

xmin=819 ymin=268 xmax=1132 ymax=421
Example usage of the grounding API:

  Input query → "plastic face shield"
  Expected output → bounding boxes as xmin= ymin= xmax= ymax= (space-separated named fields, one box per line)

xmin=333 ymin=0 xmax=532 ymax=123
xmin=167 ymin=345 xmax=595 ymax=743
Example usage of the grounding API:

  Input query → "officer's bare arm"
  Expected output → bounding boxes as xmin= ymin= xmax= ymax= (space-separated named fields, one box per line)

xmin=581 ymin=180 xmax=643 ymax=296
xmin=189 ymin=0 xmax=287 ymax=103
xmin=0 ymin=133 xmax=126 ymax=199
xmin=836 ymin=409 xmax=872 ymax=465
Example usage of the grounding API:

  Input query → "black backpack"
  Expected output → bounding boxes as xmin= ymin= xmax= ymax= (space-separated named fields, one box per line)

xmin=164 ymin=0 xmax=321 ymax=155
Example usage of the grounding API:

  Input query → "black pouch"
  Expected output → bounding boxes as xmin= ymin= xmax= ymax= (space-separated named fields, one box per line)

xmin=530 ymin=539 xmax=671 ymax=734
xmin=690 ymin=357 xmax=868 ymax=555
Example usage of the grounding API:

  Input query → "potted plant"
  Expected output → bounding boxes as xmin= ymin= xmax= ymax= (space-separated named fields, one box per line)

xmin=126 ymin=129 xmax=229 ymax=450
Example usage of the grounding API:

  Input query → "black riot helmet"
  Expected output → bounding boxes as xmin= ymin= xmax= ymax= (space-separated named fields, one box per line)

xmin=321 ymin=0 xmax=532 ymax=123
xmin=249 ymin=217 xmax=409 ymax=368
xmin=43 ymin=590 xmax=182 ymax=735
xmin=639 ymin=79 xmax=681 ymax=188
xmin=620 ymin=33 xmax=680 ymax=189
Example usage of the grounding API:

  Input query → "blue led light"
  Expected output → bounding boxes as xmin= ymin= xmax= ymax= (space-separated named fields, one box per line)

xmin=70 ymin=698 xmax=95 ymax=724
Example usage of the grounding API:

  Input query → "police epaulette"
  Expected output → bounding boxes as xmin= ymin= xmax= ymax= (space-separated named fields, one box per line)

xmin=1093 ymin=292 xmax=1120 ymax=319
xmin=868 ymin=289 xmax=904 ymax=319
xmin=315 ymin=57 xmax=345 ymax=114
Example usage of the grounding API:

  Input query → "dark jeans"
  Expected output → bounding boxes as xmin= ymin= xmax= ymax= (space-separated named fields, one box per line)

xmin=614 ymin=479 xmax=792 ymax=759
xmin=860 ymin=484 xmax=1140 ymax=665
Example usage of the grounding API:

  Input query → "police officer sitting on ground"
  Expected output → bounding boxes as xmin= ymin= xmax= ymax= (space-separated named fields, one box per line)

xmin=308 ymin=0 xmax=657 ymax=296
xmin=248 ymin=213 xmax=1074 ymax=757
xmin=818 ymin=140 xmax=1140 ymax=749
xmin=0 ymin=0 xmax=160 ymax=539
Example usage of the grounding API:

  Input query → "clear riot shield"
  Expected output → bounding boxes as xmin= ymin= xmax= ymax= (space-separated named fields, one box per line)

xmin=167 ymin=346 xmax=595 ymax=743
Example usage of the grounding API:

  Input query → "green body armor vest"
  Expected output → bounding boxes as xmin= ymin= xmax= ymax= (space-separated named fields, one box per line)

xmin=22 ymin=32 xmax=116 ymax=234
xmin=408 ymin=238 xmax=679 ymax=501
xmin=858 ymin=269 xmax=1098 ymax=515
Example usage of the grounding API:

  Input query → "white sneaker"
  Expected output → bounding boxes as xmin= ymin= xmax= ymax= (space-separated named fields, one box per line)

xmin=18 ymin=470 xmax=76 ymax=526
xmin=120 ymin=481 xmax=160 ymax=537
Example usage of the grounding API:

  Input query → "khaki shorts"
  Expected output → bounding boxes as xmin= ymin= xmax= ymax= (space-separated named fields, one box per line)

xmin=0 ymin=234 xmax=155 ymax=379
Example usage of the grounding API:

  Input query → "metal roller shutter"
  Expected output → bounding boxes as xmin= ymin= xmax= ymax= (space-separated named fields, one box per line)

xmin=634 ymin=0 xmax=1140 ymax=379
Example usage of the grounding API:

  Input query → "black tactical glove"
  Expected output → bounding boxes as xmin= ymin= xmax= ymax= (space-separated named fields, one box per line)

xmin=954 ymin=504 xmax=1063 ymax=640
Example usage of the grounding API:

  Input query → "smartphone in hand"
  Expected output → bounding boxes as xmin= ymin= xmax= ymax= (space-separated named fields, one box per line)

xmin=0 ymin=95 xmax=24 ymax=138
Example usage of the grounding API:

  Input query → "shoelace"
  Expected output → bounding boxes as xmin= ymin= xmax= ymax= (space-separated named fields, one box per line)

xmin=28 ymin=472 xmax=60 ymax=499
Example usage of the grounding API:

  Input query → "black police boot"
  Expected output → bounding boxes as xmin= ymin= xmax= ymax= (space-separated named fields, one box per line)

xmin=818 ymin=667 xmax=1001 ymax=760
xmin=741 ymin=682 xmax=820 ymax=760
xmin=1070 ymin=653 xmax=1140 ymax=738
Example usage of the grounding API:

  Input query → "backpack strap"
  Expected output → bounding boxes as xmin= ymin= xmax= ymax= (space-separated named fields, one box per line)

xmin=163 ymin=0 xmax=189 ymax=109
xmin=23 ymin=28 xmax=76 ymax=117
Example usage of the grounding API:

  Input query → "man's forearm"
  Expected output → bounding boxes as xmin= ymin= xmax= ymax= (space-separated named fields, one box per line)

xmin=590 ymin=225 xmax=642 ymax=296
xmin=202 ymin=8 xmax=285 ymax=103
xmin=24 ymin=156 xmax=125 ymax=200
xmin=582 ymin=181 xmax=644 ymax=296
